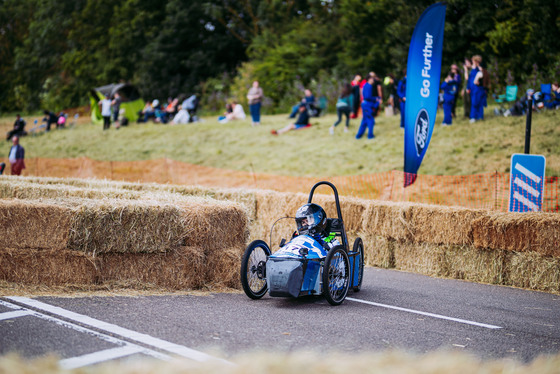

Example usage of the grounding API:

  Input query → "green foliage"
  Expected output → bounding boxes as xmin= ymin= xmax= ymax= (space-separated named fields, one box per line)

xmin=1 ymin=0 xmax=560 ymax=113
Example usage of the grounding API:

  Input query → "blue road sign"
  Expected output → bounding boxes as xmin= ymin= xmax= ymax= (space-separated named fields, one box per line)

xmin=509 ymin=154 xmax=546 ymax=212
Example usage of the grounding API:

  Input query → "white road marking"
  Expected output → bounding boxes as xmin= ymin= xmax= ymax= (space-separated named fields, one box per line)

xmin=0 ymin=310 xmax=32 ymax=321
xmin=59 ymin=345 xmax=145 ymax=370
xmin=346 ymin=297 xmax=502 ymax=329
xmin=0 ymin=299 xmax=170 ymax=367
xmin=6 ymin=297 xmax=231 ymax=364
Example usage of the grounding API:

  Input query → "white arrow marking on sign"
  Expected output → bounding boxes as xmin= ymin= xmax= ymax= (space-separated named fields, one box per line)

xmin=513 ymin=191 xmax=539 ymax=211
xmin=513 ymin=177 xmax=540 ymax=198
xmin=514 ymin=163 xmax=541 ymax=184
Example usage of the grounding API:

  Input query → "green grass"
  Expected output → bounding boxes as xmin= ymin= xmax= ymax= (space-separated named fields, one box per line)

xmin=1 ymin=107 xmax=559 ymax=177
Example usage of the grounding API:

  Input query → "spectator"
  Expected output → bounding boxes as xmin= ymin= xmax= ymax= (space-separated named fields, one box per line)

xmin=98 ymin=93 xmax=112 ymax=130
xmin=6 ymin=114 xmax=27 ymax=141
xmin=350 ymin=74 xmax=364 ymax=118
xmin=42 ymin=110 xmax=58 ymax=131
xmin=219 ymin=101 xmax=246 ymax=123
xmin=356 ymin=74 xmax=382 ymax=140
xmin=112 ymin=92 xmax=122 ymax=123
xmin=469 ymin=55 xmax=488 ymax=123
xmin=504 ymin=89 xmax=536 ymax=117
xmin=383 ymin=74 xmax=396 ymax=116
xmin=441 ymin=71 xmax=458 ymax=126
xmin=271 ymin=104 xmax=309 ymax=135
xmin=138 ymin=101 xmax=155 ymax=123
xmin=8 ymin=136 xmax=25 ymax=176
xmin=463 ymin=58 xmax=472 ymax=119
xmin=329 ymin=83 xmax=353 ymax=135
xmin=247 ymin=81 xmax=264 ymax=127
xmin=0 ymin=162 xmax=5 ymax=175
xmin=549 ymin=82 xmax=560 ymax=109
xmin=397 ymin=69 xmax=407 ymax=129
xmin=57 ymin=112 xmax=67 ymax=128
xmin=289 ymin=89 xmax=316 ymax=118
xmin=450 ymin=64 xmax=462 ymax=117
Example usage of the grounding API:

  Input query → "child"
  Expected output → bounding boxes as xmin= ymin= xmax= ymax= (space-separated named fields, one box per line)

xmin=440 ymin=71 xmax=458 ymax=126
xmin=294 ymin=203 xmax=339 ymax=249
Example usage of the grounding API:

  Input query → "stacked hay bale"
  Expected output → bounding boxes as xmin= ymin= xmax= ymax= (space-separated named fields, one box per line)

xmin=0 ymin=178 xmax=249 ymax=290
xmin=2 ymin=175 xmax=559 ymax=293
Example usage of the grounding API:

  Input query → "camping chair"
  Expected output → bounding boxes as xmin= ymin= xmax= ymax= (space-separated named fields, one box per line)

xmin=540 ymin=83 xmax=553 ymax=109
xmin=493 ymin=85 xmax=518 ymax=115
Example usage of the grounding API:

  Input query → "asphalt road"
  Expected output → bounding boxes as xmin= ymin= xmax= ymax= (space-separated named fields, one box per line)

xmin=1 ymin=267 xmax=559 ymax=368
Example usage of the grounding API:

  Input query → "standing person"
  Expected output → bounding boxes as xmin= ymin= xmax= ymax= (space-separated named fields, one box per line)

xmin=8 ymin=136 xmax=25 ymax=176
xmin=441 ymin=71 xmax=458 ymax=126
xmin=469 ymin=55 xmax=488 ymax=123
xmin=356 ymin=74 xmax=381 ymax=140
xmin=463 ymin=58 xmax=473 ymax=119
xmin=98 ymin=94 xmax=112 ymax=130
xmin=329 ymin=83 xmax=353 ymax=134
xmin=6 ymin=114 xmax=26 ymax=141
xmin=247 ymin=81 xmax=264 ymax=126
xmin=450 ymin=64 xmax=462 ymax=118
xmin=42 ymin=110 xmax=57 ymax=131
xmin=397 ymin=70 xmax=407 ymax=129
xmin=112 ymin=92 xmax=122 ymax=124
xmin=350 ymin=74 xmax=364 ymax=118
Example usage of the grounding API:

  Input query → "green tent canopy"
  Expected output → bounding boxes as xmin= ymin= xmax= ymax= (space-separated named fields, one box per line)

xmin=89 ymin=83 xmax=145 ymax=124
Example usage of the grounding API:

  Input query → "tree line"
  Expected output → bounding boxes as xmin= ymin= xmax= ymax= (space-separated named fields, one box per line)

xmin=0 ymin=0 xmax=559 ymax=113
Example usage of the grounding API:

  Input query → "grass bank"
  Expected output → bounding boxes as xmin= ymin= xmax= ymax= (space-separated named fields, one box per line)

xmin=1 ymin=108 xmax=559 ymax=177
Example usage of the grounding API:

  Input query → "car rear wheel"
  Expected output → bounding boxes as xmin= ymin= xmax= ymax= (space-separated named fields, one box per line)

xmin=322 ymin=246 xmax=350 ymax=306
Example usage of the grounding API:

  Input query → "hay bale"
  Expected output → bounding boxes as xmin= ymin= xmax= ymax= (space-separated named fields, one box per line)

xmin=504 ymin=251 xmax=560 ymax=293
xmin=205 ymin=247 xmax=244 ymax=288
xmin=67 ymin=199 xmax=189 ymax=255
xmin=0 ymin=199 xmax=72 ymax=250
xmin=361 ymin=201 xmax=414 ymax=241
xmin=472 ymin=212 xmax=560 ymax=256
xmin=96 ymin=246 xmax=206 ymax=290
xmin=357 ymin=234 xmax=395 ymax=268
xmin=408 ymin=204 xmax=487 ymax=245
xmin=180 ymin=201 xmax=249 ymax=251
xmin=392 ymin=241 xmax=506 ymax=284
xmin=0 ymin=248 xmax=98 ymax=285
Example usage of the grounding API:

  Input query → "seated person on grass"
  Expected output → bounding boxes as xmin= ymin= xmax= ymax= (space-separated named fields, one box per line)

xmin=271 ymin=104 xmax=310 ymax=135
xmin=6 ymin=114 xmax=27 ymax=141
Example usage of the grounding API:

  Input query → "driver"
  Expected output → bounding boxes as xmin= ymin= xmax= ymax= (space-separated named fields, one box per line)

xmin=295 ymin=203 xmax=340 ymax=249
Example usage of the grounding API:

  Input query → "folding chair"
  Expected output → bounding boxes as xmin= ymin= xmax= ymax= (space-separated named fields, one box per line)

xmin=494 ymin=85 xmax=518 ymax=115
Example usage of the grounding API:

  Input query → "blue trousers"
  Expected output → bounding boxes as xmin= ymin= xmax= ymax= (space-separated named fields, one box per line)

xmin=356 ymin=101 xmax=375 ymax=139
xmin=250 ymin=102 xmax=261 ymax=123
xmin=470 ymin=89 xmax=486 ymax=120
xmin=399 ymin=101 xmax=405 ymax=128
xmin=443 ymin=100 xmax=453 ymax=124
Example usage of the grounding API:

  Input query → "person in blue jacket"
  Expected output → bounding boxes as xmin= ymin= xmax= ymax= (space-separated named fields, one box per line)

xmin=356 ymin=74 xmax=382 ymax=140
xmin=396 ymin=70 xmax=406 ymax=129
xmin=441 ymin=71 xmax=458 ymax=126
xmin=468 ymin=55 xmax=487 ymax=123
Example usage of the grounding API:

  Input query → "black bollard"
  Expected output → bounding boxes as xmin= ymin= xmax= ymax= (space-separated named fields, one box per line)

xmin=524 ymin=98 xmax=532 ymax=154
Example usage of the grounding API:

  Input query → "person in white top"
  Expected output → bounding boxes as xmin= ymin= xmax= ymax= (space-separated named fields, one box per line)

xmin=219 ymin=101 xmax=246 ymax=123
xmin=98 ymin=94 xmax=112 ymax=130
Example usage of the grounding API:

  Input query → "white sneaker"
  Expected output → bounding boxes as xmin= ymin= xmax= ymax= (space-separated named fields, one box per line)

xmin=329 ymin=127 xmax=334 ymax=135
xmin=344 ymin=127 xmax=349 ymax=133
xmin=469 ymin=118 xmax=475 ymax=124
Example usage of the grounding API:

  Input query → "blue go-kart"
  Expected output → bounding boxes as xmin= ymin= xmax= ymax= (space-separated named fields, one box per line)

xmin=240 ymin=181 xmax=364 ymax=306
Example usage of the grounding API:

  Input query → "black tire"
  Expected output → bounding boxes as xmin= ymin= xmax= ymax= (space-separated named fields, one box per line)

xmin=352 ymin=237 xmax=365 ymax=292
xmin=322 ymin=246 xmax=350 ymax=306
xmin=240 ymin=240 xmax=271 ymax=299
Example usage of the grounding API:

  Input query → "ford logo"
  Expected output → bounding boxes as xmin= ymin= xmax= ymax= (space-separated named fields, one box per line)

xmin=414 ymin=109 xmax=429 ymax=156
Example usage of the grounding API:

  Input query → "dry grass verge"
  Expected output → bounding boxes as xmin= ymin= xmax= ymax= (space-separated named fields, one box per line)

xmin=1 ymin=351 xmax=560 ymax=374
